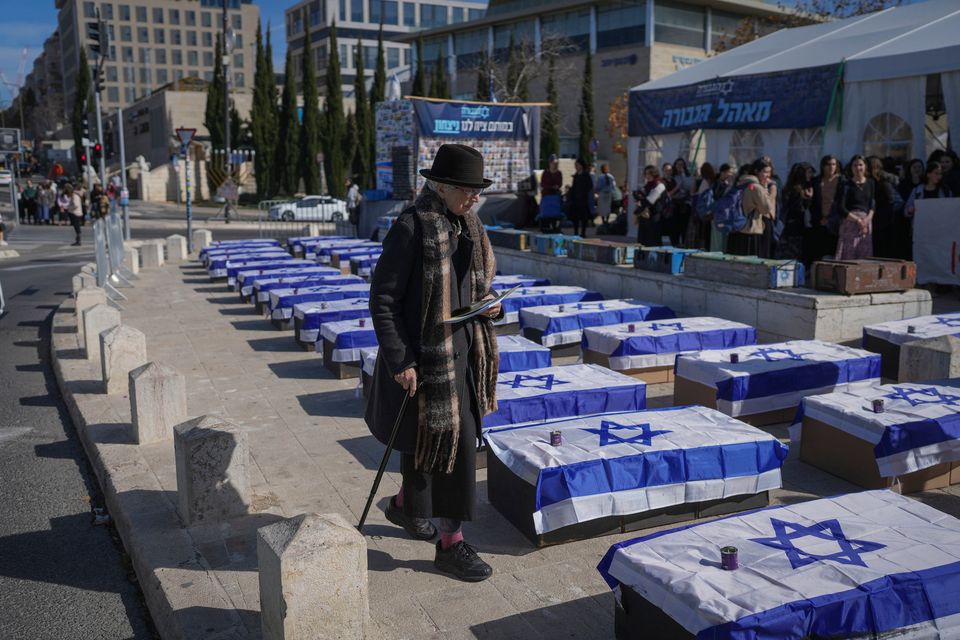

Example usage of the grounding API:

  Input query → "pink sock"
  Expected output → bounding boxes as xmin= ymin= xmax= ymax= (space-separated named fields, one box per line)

xmin=441 ymin=530 xmax=464 ymax=550
xmin=393 ymin=490 xmax=404 ymax=508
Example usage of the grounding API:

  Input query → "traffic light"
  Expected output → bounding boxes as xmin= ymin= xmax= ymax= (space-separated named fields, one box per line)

xmin=86 ymin=19 xmax=109 ymax=59
xmin=92 ymin=142 xmax=102 ymax=162
xmin=79 ymin=151 xmax=88 ymax=164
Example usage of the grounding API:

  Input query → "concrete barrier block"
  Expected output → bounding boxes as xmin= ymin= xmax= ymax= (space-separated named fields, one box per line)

xmin=72 ymin=272 xmax=96 ymax=294
xmin=123 ymin=247 xmax=140 ymax=275
xmin=75 ymin=286 xmax=107 ymax=342
xmin=258 ymin=513 xmax=370 ymax=640
xmin=141 ymin=243 xmax=164 ymax=268
xmin=192 ymin=229 xmax=212 ymax=252
xmin=99 ymin=325 xmax=147 ymax=394
xmin=166 ymin=235 xmax=188 ymax=263
xmin=302 ymin=223 xmax=322 ymax=237
xmin=80 ymin=262 xmax=96 ymax=275
xmin=898 ymin=336 xmax=960 ymax=382
xmin=82 ymin=303 xmax=121 ymax=362
xmin=129 ymin=361 xmax=188 ymax=444
xmin=174 ymin=415 xmax=249 ymax=525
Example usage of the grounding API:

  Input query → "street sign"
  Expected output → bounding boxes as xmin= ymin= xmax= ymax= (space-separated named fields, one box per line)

xmin=175 ymin=127 xmax=197 ymax=147
xmin=0 ymin=128 xmax=21 ymax=154
xmin=216 ymin=178 xmax=239 ymax=201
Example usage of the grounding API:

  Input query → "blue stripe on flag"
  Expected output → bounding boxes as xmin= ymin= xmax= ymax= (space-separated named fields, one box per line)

xmin=715 ymin=356 xmax=881 ymax=402
xmin=875 ymin=413 xmax=960 ymax=459
xmin=498 ymin=349 xmax=551 ymax=373
xmin=481 ymin=383 xmax=646 ymax=428
xmin=536 ymin=440 xmax=787 ymax=510
xmin=611 ymin=327 xmax=757 ymax=357
xmin=333 ymin=329 xmax=378 ymax=350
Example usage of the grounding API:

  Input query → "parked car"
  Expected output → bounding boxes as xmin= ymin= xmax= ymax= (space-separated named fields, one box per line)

xmin=0 ymin=170 xmax=12 ymax=187
xmin=268 ymin=195 xmax=347 ymax=222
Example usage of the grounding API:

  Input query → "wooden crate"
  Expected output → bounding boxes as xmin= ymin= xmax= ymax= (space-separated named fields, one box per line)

xmin=683 ymin=252 xmax=805 ymax=289
xmin=634 ymin=246 xmax=701 ymax=275
xmin=487 ymin=228 xmax=530 ymax=251
xmin=568 ymin=239 xmax=639 ymax=265
xmin=811 ymin=258 xmax=916 ymax=295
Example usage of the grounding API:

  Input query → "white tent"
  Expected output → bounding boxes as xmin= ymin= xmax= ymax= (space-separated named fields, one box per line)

xmin=627 ymin=0 xmax=960 ymax=194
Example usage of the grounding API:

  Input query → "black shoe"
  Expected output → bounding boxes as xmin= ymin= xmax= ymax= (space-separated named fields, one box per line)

xmin=384 ymin=498 xmax=437 ymax=541
xmin=434 ymin=540 xmax=493 ymax=582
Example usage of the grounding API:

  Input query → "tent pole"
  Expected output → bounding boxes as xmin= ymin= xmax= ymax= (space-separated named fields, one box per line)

xmin=691 ymin=129 xmax=705 ymax=168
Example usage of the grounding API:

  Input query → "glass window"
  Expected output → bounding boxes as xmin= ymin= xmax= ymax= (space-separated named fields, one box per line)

xmin=637 ymin=135 xmax=663 ymax=174
xmin=153 ymin=7 xmax=163 ymax=23
xmin=598 ymin=1 xmax=646 ymax=50
xmin=340 ymin=0 xmax=347 ymax=22
xmin=100 ymin=3 xmax=113 ymax=20
xmin=188 ymin=50 xmax=198 ymax=66
xmin=119 ymin=4 xmax=130 ymax=20
xmin=135 ymin=6 xmax=146 ymax=21
xmin=169 ymin=9 xmax=180 ymax=25
xmin=310 ymin=0 xmax=322 ymax=26
xmin=203 ymin=31 xmax=213 ymax=47
xmin=203 ymin=51 xmax=213 ymax=66
xmin=187 ymin=31 xmax=197 ymax=46
xmin=541 ymin=9 xmax=590 ymax=50
xmin=234 ymin=72 xmax=245 ymax=89
xmin=387 ymin=47 xmax=399 ymax=69
xmin=452 ymin=7 xmax=463 ymax=23
xmin=316 ymin=44 xmax=327 ymax=69
xmin=123 ymin=66 xmax=134 ymax=82
xmin=106 ymin=66 xmax=117 ymax=81
xmin=369 ymin=0 xmax=380 ymax=24
xmin=154 ymin=28 xmax=165 ymax=44
xmin=864 ymin=113 xmax=913 ymax=161
xmin=363 ymin=45 xmax=376 ymax=69
xmin=420 ymin=4 xmax=447 ymax=28
xmin=202 ymin=12 xmax=211 ymax=27
xmin=122 ymin=46 xmax=133 ymax=62
xmin=155 ymin=48 xmax=166 ymax=64
xmin=232 ymin=14 xmax=241 ymax=29
xmin=710 ymin=10 xmax=743 ymax=50
xmin=107 ymin=86 xmax=119 ymax=102
xmin=174 ymin=69 xmax=184 ymax=81
xmin=171 ymin=30 xmax=181 ymax=45
xmin=84 ymin=2 xmax=96 ymax=18
xmin=383 ymin=0 xmax=398 ymax=25
xmin=137 ymin=27 xmax=149 ymax=43
xmin=340 ymin=44 xmax=350 ymax=68
xmin=454 ymin=29 xmax=485 ymax=70
xmin=138 ymin=47 xmax=150 ymax=63
xmin=350 ymin=0 xmax=363 ymax=22
xmin=493 ymin=20 xmax=534 ymax=60
xmin=422 ymin=37 xmax=444 ymax=71
xmin=120 ymin=25 xmax=132 ymax=42
xmin=234 ymin=53 xmax=244 ymax=68
xmin=787 ymin=128 xmax=823 ymax=168
xmin=290 ymin=11 xmax=302 ymax=35
xmin=404 ymin=48 xmax=410 ymax=67
xmin=186 ymin=10 xmax=196 ymax=26
xmin=139 ymin=67 xmax=151 ymax=85
xmin=124 ymin=87 xmax=135 ymax=103
xmin=158 ymin=69 xmax=170 ymax=84
xmin=468 ymin=8 xmax=484 ymax=20
xmin=403 ymin=2 xmax=416 ymax=26
xmin=655 ymin=1 xmax=705 ymax=49
xmin=204 ymin=71 xmax=213 ymax=81
xmin=235 ymin=34 xmax=243 ymax=48
xmin=728 ymin=129 xmax=763 ymax=169
xmin=172 ymin=50 xmax=182 ymax=65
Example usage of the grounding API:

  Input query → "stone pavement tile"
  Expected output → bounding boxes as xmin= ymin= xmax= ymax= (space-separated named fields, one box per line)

xmin=372 ymin=593 xmax=441 ymax=639
xmin=415 ymin=579 xmax=523 ymax=633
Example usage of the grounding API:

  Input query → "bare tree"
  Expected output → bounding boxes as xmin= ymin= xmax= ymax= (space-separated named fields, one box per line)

xmin=486 ymin=34 xmax=578 ymax=103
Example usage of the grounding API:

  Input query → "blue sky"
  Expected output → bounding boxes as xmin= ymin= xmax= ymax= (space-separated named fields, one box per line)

xmin=0 ymin=1 xmax=289 ymax=106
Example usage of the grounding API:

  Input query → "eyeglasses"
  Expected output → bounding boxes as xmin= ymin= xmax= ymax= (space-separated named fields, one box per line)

xmin=453 ymin=186 xmax=484 ymax=197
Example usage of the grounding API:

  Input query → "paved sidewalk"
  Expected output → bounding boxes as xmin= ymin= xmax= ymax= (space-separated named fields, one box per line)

xmin=52 ymin=259 xmax=960 ymax=639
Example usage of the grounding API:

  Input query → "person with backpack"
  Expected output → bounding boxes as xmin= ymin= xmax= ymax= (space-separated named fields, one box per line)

xmin=725 ymin=158 xmax=775 ymax=257
xmin=905 ymin=160 xmax=952 ymax=217
xmin=687 ymin=162 xmax=717 ymax=250
xmin=783 ymin=163 xmax=814 ymax=264
xmin=568 ymin=158 xmax=594 ymax=238
xmin=633 ymin=164 xmax=669 ymax=246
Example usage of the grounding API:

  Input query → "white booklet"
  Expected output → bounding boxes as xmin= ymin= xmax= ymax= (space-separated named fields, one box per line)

xmin=443 ymin=285 xmax=521 ymax=324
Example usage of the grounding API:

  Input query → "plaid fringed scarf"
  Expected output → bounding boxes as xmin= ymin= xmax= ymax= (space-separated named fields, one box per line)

xmin=415 ymin=189 xmax=499 ymax=474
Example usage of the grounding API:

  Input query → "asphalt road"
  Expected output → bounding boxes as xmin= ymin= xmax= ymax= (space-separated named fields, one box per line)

xmin=0 ymin=233 xmax=156 ymax=639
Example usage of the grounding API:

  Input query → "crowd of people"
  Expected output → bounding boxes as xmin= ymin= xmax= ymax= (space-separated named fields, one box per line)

xmin=630 ymin=149 xmax=959 ymax=267
xmin=14 ymin=179 xmax=115 ymax=246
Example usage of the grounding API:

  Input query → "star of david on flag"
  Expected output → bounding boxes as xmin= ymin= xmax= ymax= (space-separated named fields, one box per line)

xmin=748 ymin=347 xmax=808 ymax=362
xmin=581 ymin=420 xmax=672 ymax=447
xmin=750 ymin=517 xmax=886 ymax=570
xmin=649 ymin=322 xmax=684 ymax=332
xmin=884 ymin=386 xmax=960 ymax=407
xmin=935 ymin=316 xmax=960 ymax=328
xmin=500 ymin=374 xmax=570 ymax=390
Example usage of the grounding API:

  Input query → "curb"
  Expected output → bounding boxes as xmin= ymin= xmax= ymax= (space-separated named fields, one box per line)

xmin=50 ymin=297 xmax=255 ymax=640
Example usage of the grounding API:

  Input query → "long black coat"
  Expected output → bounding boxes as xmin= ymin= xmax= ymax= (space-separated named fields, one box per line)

xmin=364 ymin=202 xmax=477 ymax=455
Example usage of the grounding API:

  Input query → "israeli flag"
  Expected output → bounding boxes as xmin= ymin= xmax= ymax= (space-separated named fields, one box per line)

xmin=294 ymin=298 xmax=371 ymax=344
xmin=492 ymin=274 xmax=552 ymax=290
xmin=487 ymin=405 xmax=786 ymax=535
xmin=350 ymin=255 xmax=382 ymax=277
xmin=314 ymin=241 xmax=381 ymax=263
xmin=321 ymin=319 xmax=376 ymax=363
xmin=361 ymin=346 xmax=378 ymax=377
xmin=497 ymin=286 xmax=604 ymax=325
xmin=235 ymin=261 xmax=322 ymax=292
xmin=268 ymin=284 xmax=370 ymax=320
xmin=864 ymin=312 xmax=960 ymax=346
xmin=496 ymin=335 xmax=551 ymax=372
xmin=200 ymin=239 xmax=278 ymax=261
xmin=598 ymin=490 xmax=960 ymax=639
xmin=483 ymin=364 xmax=646 ymax=429
xmin=792 ymin=381 xmax=960 ymax=478
xmin=676 ymin=340 xmax=881 ymax=417
xmin=254 ymin=274 xmax=364 ymax=302
xmin=520 ymin=299 xmax=675 ymax=347
xmin=223 ymin=257 xmax=296 ymax=284
xmin=583 ymin=316 xmax=756 ymax=370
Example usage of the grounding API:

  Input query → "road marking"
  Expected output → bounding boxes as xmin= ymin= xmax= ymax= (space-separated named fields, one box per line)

xmin=0 ymin=261 xmax=92 ymax=272
xmin=0 ymin=427 xmax=32 ymax=444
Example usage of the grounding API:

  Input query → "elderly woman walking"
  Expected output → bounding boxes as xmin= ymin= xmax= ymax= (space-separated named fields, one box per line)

xmin=366 ymin=143 xmax=502 ymax=582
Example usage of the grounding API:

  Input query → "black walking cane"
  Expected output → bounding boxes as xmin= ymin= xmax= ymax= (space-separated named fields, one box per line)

xmin=357 ymin=392 xmax=410 ymax=533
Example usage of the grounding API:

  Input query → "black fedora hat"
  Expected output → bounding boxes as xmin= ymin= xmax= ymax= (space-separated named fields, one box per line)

xmin=419 ymin=143 xmax=493 ymax=189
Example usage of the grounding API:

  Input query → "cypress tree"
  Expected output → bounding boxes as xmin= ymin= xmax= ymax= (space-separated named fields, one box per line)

xmin=371 ymin=24 xmax=387 ymax=107
xmin=264 ymin=28 xmax=280 ymax=196
xmin=344 ymin=110 xmax=358 ymax=181
xmin=204 ymin=34 xmax=226 ymax=192
xmin=540 ymin=56 xmax=560 ymax=169
xmin=577 ymin=49 xmax=595 ymax=162
xmin=506 ymin=35 xmax=519 ymax=100
xmin=431 ymin=53 xmax=449 ymax=100
xmin=474 ymin=51 xmax=488 ymax=102
xmin=412 ymin=37 xmax=426 ymax=96
xmin=277 ymin=48 xmax=300 ymax=195
xmin=251 ymin=20 xmax=274 ymax=198
xmin=71 ymin=48 xmax=92 ymax=172
xmin=353 ymin=44 xmax=373 ymax=189
xmin=298 ymin=8 xmax=322 ymax=194
xmin=323 ymin=22 xmax=346 ymax=198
